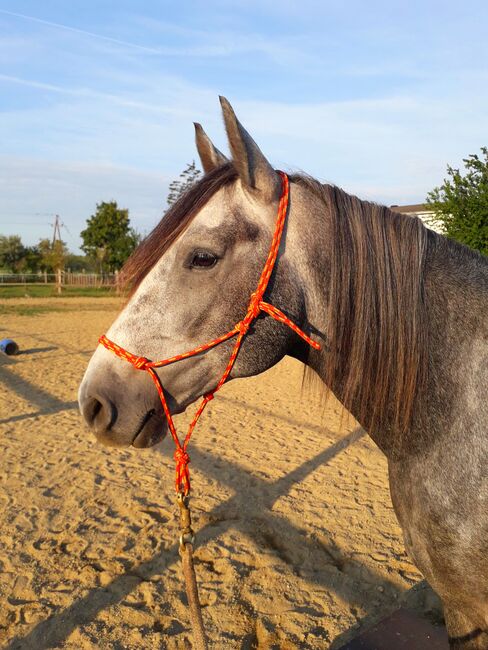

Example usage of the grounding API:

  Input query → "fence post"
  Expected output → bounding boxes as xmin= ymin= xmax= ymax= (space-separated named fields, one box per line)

xmin=56 ymin=268 xmax=62 ymax=295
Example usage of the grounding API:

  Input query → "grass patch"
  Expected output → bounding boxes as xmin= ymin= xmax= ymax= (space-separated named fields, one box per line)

xmin=0 ymin=304 xmax=66 ymax=316
xmin=0 ymin=285 xmax=116 ymax=299
xmin=0 ymin=301 xmax=122 ymax=317
xmin=0 ymin=286 xmax=123 ymax=316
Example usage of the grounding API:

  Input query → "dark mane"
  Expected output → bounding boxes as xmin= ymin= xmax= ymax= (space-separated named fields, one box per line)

xmin=294 ymin=175 xmax=429 ymax=436
xmin=122 ymin=163 xmax=238 ymax=292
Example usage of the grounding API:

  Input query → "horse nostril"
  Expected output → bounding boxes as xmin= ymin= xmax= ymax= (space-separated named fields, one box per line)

xmin=85 ymin=397 xmax=102 ymax=424
xmin=81 ymin=394 xmax=116 ymax=432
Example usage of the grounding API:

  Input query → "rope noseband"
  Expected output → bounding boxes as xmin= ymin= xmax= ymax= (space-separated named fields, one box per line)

xmin=99 ymin=172 xmax=320 ymax=495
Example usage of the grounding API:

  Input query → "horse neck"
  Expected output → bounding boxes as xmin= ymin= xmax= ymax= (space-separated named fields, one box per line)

xmin=296 ymin=185 xmax=486 ymax=458
xmin=410 ymin=233 xmax=488 ymax=451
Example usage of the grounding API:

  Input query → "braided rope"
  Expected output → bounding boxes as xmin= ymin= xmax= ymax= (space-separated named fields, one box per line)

xmin=99 ymin=172 xmax=320 ymax=494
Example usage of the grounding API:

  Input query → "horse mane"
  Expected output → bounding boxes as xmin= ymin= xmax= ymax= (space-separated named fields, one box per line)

xmin=294 ymin=174 xmax=429 ymax=436
xmin=123 ymin=163 xmax=428 ymax=436
xmin=121 ymin=163 xmax=238 ymax=292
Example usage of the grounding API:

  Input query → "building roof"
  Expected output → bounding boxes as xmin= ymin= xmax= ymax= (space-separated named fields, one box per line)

xmin=390 ymin=203 xmax=431 ymax=214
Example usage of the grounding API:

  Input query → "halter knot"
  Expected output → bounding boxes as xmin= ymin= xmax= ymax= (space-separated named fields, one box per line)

xmin=174 ymin=447 xmax=191 ymax=494
xmin=237 ymin=291 xmax=262 ymax=334
xmin=246 ymin=291 xmax=262 ymax=320
xmin=174 ymin=447 xmax=190 ymax=467
xmin=133 ymin=356 xmax=149 ymax=370
xmin=236 ymin=320 xmax=251 ymax=335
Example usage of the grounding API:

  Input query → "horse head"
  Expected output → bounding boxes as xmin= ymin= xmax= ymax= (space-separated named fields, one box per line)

xmin=78 ymin=98 xmax=317 ymax=449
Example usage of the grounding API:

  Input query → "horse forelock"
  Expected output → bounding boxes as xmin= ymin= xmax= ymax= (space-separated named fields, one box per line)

xmin=121 ymin=162 xmax=238 ymax=294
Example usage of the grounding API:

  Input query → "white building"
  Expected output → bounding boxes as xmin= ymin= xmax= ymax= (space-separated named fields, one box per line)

xmin=390 ymin=204 xmax=444 ymax=234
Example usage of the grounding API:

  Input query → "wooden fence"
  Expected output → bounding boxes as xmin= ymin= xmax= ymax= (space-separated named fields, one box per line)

xmin=0 ymin=271 xmax=117 ymax=287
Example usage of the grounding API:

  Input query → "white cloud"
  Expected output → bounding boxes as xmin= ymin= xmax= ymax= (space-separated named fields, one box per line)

xmin=0 ymin=8 xmax=308 ymax=63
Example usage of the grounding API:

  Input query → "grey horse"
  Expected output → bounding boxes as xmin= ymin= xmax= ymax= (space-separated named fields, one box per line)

xmin=79 ymin=97 xmax=488 ymax=648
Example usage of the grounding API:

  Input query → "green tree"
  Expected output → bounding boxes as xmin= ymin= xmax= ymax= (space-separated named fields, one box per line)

xmin=65 ymin=253 xmax=96 ymax=272
xmin=426 ymin=147 xmax=488 ymax=255
xmin=0 ymin=235 xmax=27 ymax=272
xmin=80 ymin=201 xmax=140 ymax=272
xmin=38 ymin=238 xmax=68 ymax=272
xmin=24 ymin=245 xmax=43 ymax=273
xmin=166 ymin=161 xmax=202 ymax=208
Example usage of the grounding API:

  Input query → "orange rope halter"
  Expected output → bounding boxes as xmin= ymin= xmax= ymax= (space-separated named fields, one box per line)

xmin=99 ymin=172 xmax=320 ymax=494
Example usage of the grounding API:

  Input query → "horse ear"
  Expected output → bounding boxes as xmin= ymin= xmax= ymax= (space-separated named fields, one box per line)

xmin=194 ymin=123 xmax=228 ymax=173
xmin=219 ymin=96 xmax=281 ymax=202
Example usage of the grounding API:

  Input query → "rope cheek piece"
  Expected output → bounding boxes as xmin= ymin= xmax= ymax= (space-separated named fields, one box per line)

xmin=98 ymin=171 xmax=320 ymax=648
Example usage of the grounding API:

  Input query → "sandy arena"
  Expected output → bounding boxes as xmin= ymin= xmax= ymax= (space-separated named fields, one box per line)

xmin=1 ymin=298 xmax=435 ymax=649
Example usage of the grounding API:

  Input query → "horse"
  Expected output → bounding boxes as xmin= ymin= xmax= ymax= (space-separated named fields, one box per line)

xmin=79 ymin=97 xmax=488 ymax=648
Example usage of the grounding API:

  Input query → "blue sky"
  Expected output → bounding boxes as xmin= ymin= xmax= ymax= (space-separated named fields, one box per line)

xmin=1 ymin=1 xmax=487 ymax=252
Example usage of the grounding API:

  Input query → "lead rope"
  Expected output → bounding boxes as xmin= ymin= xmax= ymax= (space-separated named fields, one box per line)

xmin=98 ymin=172 xmax=320 ymax=648
xmin=177 ymin=492 xmax=208 ymax=649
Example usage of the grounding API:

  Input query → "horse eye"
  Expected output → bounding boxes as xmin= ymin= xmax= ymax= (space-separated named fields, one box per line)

xmin=190 ymin=251 xmax=218 ymax=268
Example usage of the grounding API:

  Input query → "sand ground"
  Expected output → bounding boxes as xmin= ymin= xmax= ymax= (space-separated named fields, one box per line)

xmin=0 ymin=298 xmax=430 ymax=649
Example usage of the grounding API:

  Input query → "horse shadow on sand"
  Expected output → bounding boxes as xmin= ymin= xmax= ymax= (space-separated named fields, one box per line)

xmin=0 ymin=363 xmax=78 ymax=426
xmin=5 ymin=419 xmax=444 ymax=649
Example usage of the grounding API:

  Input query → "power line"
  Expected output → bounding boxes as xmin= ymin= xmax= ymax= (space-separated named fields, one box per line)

xmin=0 ymin=221 xmax=46 ymax=226
xmin=34 ymin=212 xmax=76 ymax=243
xmin=61 ymin=222 xmax=73 ymax=238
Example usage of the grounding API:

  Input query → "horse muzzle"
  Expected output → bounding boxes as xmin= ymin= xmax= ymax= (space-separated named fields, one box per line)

xmin=78 ymin=379 xmax=169 ymax=449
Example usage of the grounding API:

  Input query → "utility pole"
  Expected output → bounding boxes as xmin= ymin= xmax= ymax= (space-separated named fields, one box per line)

xmin=52 ymin=214 xmax=62 ymax=247
xmin=51 ymin=215 xmax=63 ymax=295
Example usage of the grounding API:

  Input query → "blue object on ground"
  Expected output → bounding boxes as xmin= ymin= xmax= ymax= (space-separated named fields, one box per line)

xmin=0 ymin=338 xmax=19 ymax=355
